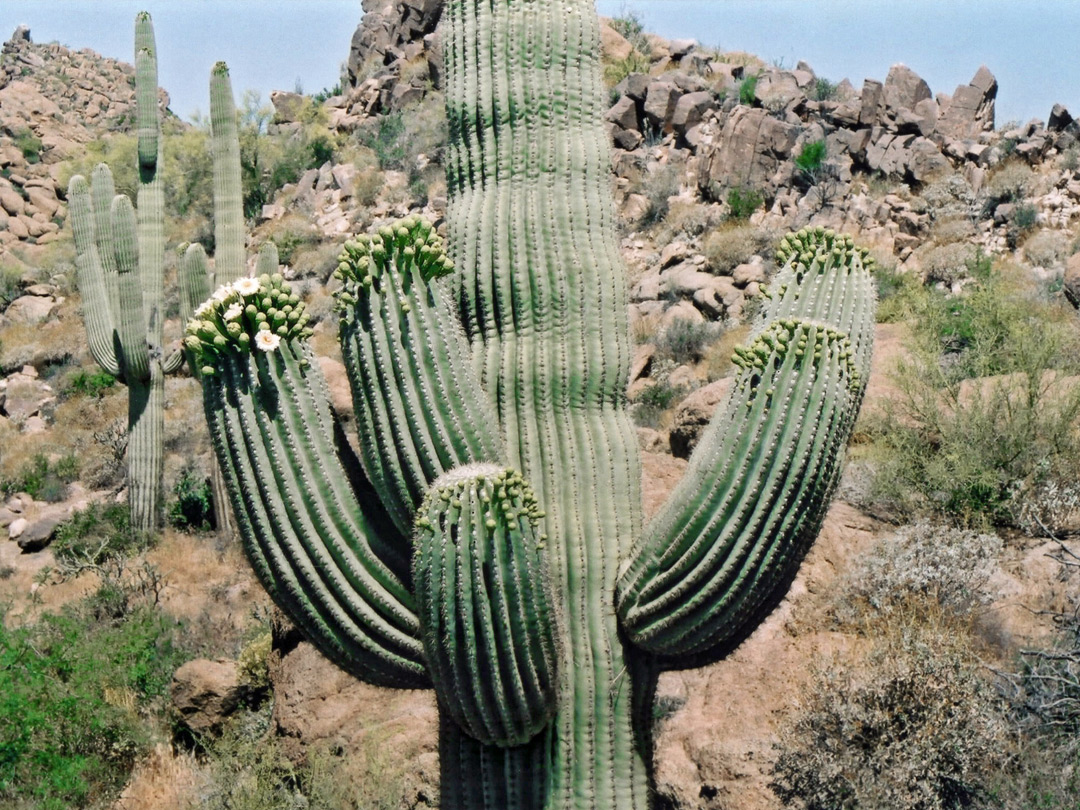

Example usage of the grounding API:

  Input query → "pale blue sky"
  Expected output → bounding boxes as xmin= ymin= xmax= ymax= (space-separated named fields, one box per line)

xmin=2 ymin=2 xmax=1076 ymax=127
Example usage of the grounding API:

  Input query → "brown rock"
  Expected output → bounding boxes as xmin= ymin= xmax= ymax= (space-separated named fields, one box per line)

xmin=5 ymin=294 xmax=58 ymax=324
xmin=599 ymin=18 xmax=633 ymax=62
xmin=671 ymin=90 xmax=713 ymax=134
xmin=605 ymin=94 xmax=639 ymax=131
xmin=270 ymin=634 xmax=439 ymax=804
xmin=171 ymin=659 xmax=254 ymax=736
xmin=0 ymin=186 xmax=24 ymax=217
xmin=1065 ymin=251 xmax=1080 ymax=309
xmin=938 ymin=65 xmax=997 ymax=139
xmin=668 ymin=377 xmax=734 ymax=458
xmin=697 ymin=106 xmax=798 ymax=198
xmin=883 ymin=63 xmax=932 ymax=116
xmin=643 ymin=81 xmax=683 ymax=131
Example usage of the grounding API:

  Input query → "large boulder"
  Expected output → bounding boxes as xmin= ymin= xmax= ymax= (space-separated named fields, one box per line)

xmin=697 ymin=106 xmax=798 ymax=199
xmin=171 ymin=659 xmax=255 ymax=736
xmin=668 ymin=377 xmax=734 ymax=459
xmin=937 ymin=65 xmax=997 ymax=139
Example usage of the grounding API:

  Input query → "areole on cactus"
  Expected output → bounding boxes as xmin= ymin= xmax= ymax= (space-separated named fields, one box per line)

xmin=190 ymin=1 xmax=875 ymax=808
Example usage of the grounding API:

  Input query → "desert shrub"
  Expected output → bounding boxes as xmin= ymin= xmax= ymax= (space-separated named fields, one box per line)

xmin=631 ymin=358 xmax=687 ymax=429
xmin=0 ymin=602 xmax=185 ymax=810
xmin=199 ymin=710 xmax=405 ymax=810
xmin=872 ymin=264 xmax=923 ymax=323
xmin=794 ymin=139 xmax=827 ymax=184
xmin=655 ymin=318 xmax=721 ymax=365
xmin=640 ymin=163 xmax=681 ymax=226
xmin=52 ymin=502 xmax=148 ymax=568
xmin=608 ymin=10 xmax=651 ymax=55
xmin=917 ymin=241 xmax=979 ymax=287
xmin=833 ymin=522 xmax=1002 ymax=626
xmin=0 ymin=453 xmax=80 ymax=503
xmin=726 ymin=185 xmax=764 ymax=221
xmin=771 ymin=622 xmax=1013 ymax=810
xmin=867 ymin=263 xmax=1080 ymax=527
xmin=810 ymin=77 xmax=838 ymax=102
xmin=0 ymin=262 xmax=23 ymax=309
xmin=983 ymin=161 xmax=1036 ymax=225
xmin=236 ymin=631 xmax=272 ymax=691
xmin=60 ymin=368 xmax=117 ymax=399
xmin=702 ymin=223 xmax=771 ymax=272
xmin=739 ymin=72 xmax=759 ymax=105
xmin=604 ymin=52 xmax=652 ymax=88
xmin=14 ymin=127 xmax=44 ymax=163
xmin=167 ymin=465 xmax=215 ymax=533
xmin=1023 ymin=228 xmax=1069 ymax=269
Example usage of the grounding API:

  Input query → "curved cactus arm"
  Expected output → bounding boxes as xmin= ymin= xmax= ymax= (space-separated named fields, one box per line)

xmin=335 ymin=216 xmax=505 ymax=537
xmin=68 ymin=174 xmax=122 ymax=378
xmin=111 ymin=195 xmax=152 ymax=383
xmin=616 ymin=230 xmax=876 ymax=663
xmin=210 ymin=62 xmax=245 ymax=286
xmin=189 ymin=275 xmax=427 ymax=687
xmin=414 ymin=464 xmax=559 ymax=747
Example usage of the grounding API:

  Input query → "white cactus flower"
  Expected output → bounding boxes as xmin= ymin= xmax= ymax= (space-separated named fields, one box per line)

xmin=254 ymin=330 xmax=282 ymax=352
xmin=223 ymin=302 xmax=243 ymax=321
xmin=235 ymin=276 xmax=261 ymax=296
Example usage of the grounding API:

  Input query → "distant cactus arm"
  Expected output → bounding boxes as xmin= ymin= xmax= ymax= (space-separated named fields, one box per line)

xmin=111 ymin=195 xmax=152 ymax=383
xmin=179 ymin=243 xmax=212 ymax=324
xmin=616 ymin=231 xmax=876 ymax=662
xmin=210 ymin=63 xmax=245 ymax=286
xmin=191 ymin=277 xmax=428 ymax=688
xmin=135 ymin=48 xmax=158 ymax=176
xmin=335 ymin=217 xmax=505 ymax=537
xmin=67 ymin=174 xmax=121 ymax=377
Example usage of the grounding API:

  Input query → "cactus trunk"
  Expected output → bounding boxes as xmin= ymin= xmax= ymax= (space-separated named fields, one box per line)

xmin=441 ymin=1 xmax=649 ymax=805
xmin=190 ymin=1 xmax=875 ymax=807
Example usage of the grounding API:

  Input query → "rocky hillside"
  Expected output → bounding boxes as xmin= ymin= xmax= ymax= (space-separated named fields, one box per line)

xmin=1 ymin=7 xmax=1080 ymax=810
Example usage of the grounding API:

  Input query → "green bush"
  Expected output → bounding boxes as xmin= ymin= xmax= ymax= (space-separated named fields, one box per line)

xmin=866 ymin=263 xmax=1080 ymax=527
xmin=0 ymin=604 xmax=185 ymax=809
xmin=810 ymin=77 xmax=838 ymax=102
xmin=655 ymin=318 xmax=720 ymax=365
xmin=61 ymin=368 xmax=117 ymax=399
xmin=167 ymin=466 xmax=215 ymax=533
xmin=726 ymin=186 xmax=764 ymax=221
xmin=14 ymin=128 xmax=44 ymax=164
xmin=0 ymin=263 xmax=23 ymax=309
xmin=52 ymin=502 xmax=147 ymax=568
xmin=739 ymin=73 xmax=759 ymax=105
xmin=794 ymin=139 xmax=827 ymax=184
xmin=0 ymin=453 xmax=80 ymax=503
xmin=631 ymin=376 xmax=686 ymax=429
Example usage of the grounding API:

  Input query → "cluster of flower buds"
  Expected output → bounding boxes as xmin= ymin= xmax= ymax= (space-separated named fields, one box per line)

xmin=333 ymin=215 xmax=454 ymax=311
xmin=416 ymin=464 xmax=549 ymax=549
xmin=775 ymin=226 xmax=875 ymax=281
xmin=731 ymin=318 xmax=861 ymax=402
xmin=184 ymin=273 xmax=311 ymax=375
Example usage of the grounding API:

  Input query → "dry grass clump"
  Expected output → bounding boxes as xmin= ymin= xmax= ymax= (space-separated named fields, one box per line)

xmin=1022 ymin=228 xmax=1070 ymax=269
xmin=915 ymin=241 xmax=978 ymax=286
xmin=702 ymin=223 xmax=773 ymax=274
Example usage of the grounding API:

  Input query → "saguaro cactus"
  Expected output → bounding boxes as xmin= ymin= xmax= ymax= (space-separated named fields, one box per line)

xmin=189 ymin=1 xmax=875 ymax=808
xmin=68 ymin=12 xmax=194 ymax=531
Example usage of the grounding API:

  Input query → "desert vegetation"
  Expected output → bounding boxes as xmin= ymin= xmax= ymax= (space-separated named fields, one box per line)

xmin=0 ymin=2 xmax=1078 ymax=809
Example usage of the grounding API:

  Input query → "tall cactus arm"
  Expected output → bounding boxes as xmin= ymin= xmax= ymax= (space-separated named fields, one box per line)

xmin=414 ymin=464 xmax=559 ymax=747
xmin=179 ymin=243 xmax=212 ymax=326
xmin=111 ymin=195 xmax=152 ymax=383
xmin=335 ymin=216 xmax=505 ymax=537
xmin=616 ymin=230 xmax=876 ymax=662
xmin=135 ymin=48 xmax=158 ymax=177
xmin=188 ymin=275 xmax=427 ymax=688
xmin=255 ymin=241 xmax=279 ymax=277
xmin=67 ymin=174 xmax=122 ymax=378
xmin=210 ymin=62 xmax=245 ymax=286
xmin=137 ymin=170 xmax=165 ymax=355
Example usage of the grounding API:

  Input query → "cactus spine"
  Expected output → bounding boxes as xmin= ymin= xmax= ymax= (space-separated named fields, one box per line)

xmin=191 ymin=1 xmax=875 ymax=808
xmin=68 ymin=12 xmax=202 ymax=531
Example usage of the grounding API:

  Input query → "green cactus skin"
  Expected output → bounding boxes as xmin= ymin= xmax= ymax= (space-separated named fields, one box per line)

xmin=67 ymin=12 xmax=198 ymax=532
xmin=210 ymin=62 xmax=245 ymax=286
xmin=192 ymin=1 xmax=875 ymax=807
xmin=414 ymin=464 xmax=559 ymax=747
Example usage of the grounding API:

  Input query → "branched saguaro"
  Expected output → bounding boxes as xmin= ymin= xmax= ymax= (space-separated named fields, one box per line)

xmin=68 ymin=12 xmax=206 ymax=531
xmin=186 ymin=1 xmax=875 ymax=808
